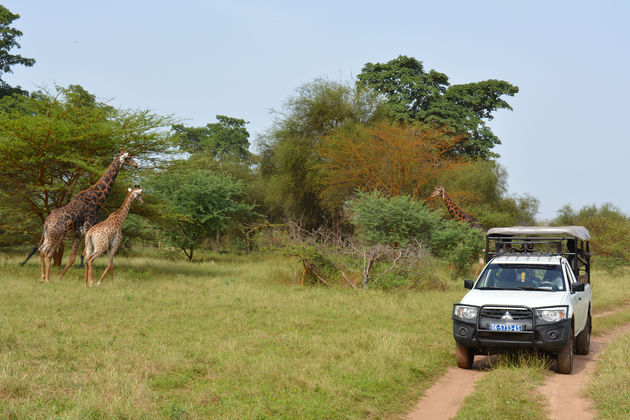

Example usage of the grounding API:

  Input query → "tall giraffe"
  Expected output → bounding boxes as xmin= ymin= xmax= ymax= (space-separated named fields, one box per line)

xmin=84 ymin=187 xmax=144 ymax=287
xmin=430 ymin=185 xmax=484 ymax=231
xmin=28 ymin=150 xmax=138 ymax=282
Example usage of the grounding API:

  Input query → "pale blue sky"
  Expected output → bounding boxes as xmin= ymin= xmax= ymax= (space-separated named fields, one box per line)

xmin=3 ymin=1 xmax=629 ymax=220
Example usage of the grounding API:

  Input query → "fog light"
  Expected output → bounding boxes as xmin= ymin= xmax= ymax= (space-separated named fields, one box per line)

xmin=459 ymin=327 xmax=468 ymax=336
xmin=548 ymin=331 xmax=558 ymax=339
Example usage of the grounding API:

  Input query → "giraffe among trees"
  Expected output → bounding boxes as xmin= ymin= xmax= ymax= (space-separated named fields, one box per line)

xmin=430 ymin=184 xmax=485 ymax=275
xmin=26 ymin=150 xmax=138 ymax=282
xmin=84 ymin=187 xmax=144 ymax=287
xmin=430 ymin=185 xmax=484 ymax=231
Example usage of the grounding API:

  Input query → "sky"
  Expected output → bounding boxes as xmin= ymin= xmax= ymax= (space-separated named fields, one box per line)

xmin=3 ymin=1 xmax=629 ymax=221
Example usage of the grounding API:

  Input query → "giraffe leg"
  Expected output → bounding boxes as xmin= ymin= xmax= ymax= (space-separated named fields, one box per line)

xmin=44 ymin=254 xmax=52 ymax=283
xmin=86 ymin=257 xmax=95 ymax=287
xmin=40 ymin=252 xmax=46 ymax=282
xmin=59 ymin=238 xmax=80 ymax=278
xmin=98 ymin=237 xmax=120 ymax=286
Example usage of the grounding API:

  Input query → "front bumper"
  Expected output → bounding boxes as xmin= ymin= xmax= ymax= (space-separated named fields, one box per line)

xmin=453 ymin=313 xmax=570 ymax=353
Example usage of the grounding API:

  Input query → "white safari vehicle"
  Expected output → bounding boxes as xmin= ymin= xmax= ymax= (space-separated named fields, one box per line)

xmin=452 ymin=226 xmax=592 ymax=374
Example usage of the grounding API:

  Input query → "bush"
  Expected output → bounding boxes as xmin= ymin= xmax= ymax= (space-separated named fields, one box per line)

xmin=348 ymin=191 xmax=441 ymax=246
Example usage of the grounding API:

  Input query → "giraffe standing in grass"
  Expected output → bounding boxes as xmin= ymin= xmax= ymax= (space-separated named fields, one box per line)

xmin=25 ymin=150 xmax=138 ymax=282
xmin=84 ymin=187 xmax=144 ymax=287
xmin=430 ymin=185 xmax=486 ymax=274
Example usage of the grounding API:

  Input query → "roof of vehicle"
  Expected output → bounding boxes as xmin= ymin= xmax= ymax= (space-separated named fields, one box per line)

xmin=486 ymin=226 xmax=590 ymax=241
xmin=490 ymin=255 xmax=564 ymax=265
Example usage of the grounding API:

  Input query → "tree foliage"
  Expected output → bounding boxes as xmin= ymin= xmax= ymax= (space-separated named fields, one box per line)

xmin=433 ymin=160 xmax=539 ymax=228
xmin=356 ymin=55 xmax=518 ymax=158
xmin=173 ymin=115 xmax=251 ymax=161
xmin=148 ymin=168 xmax=256 ymax=260
xmin=257 ymin=78 xmax=386 ymax=228
xmin=317 ymin=123 xmax=466 ymax=211
xmin=554 ymin=203 xmax=630 ymax=271
xmin=0 ymin=85 xmax=174 ymax=244
xmin=0 ymin=5 xmax=35 ymax=97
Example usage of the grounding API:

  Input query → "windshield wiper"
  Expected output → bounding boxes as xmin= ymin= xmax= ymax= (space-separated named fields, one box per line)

xmin=515 ymin=286 xmax=542 ymax=291
xmin=476 ymin=286 xmax=502 ymax=290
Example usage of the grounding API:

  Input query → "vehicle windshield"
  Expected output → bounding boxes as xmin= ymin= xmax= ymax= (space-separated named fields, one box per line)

xmin=474 ymin=264 xmax=565 ymax=291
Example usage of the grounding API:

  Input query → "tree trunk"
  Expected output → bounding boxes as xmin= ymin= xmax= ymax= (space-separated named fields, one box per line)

xmin=215 ymin=230 xmax=220 ymax=252
xmin=53 ymin=243 xmax=64 ymax=267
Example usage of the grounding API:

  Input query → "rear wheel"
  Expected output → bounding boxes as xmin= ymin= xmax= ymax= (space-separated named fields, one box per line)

xmin=575 ymin=313 xmax=591 ymax=355
xmin=557 ymin=324 xmax=574 ymax=374
xmin=456 ymin=342 xmax=474 ymax=369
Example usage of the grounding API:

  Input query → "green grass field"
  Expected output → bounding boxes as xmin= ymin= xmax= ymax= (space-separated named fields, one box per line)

xmin=1 ymin=249 xmax=466 ymax=419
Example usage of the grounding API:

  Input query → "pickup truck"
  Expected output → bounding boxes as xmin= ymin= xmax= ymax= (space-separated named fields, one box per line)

xmin=452 ymin=226 xmax=592 ymax=374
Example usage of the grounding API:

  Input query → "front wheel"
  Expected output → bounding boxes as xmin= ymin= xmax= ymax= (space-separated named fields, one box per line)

xmin=575 ymin=313 xmax=591 ymax=355
xmin=456 ymin=342 xmax=474 ymax=369
xmin=557 ymin=325 xmax=574 ymax=374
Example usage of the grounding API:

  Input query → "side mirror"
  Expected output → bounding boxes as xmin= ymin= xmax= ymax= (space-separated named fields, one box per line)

xmin=464 ymin=280 xmax=474 ymax=289
xmin=571 ymin=282 xmax=585 ymax=293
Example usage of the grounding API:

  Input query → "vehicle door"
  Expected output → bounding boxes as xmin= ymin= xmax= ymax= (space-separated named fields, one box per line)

xmin=564 ymin=261 xmax=587 ymax=333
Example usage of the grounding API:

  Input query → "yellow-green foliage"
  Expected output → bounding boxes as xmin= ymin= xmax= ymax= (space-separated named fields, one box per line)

xmin=1 ymin=250 xmax=466 ymax=419
xmin=555 ymin=203 xmax=630 ymax=269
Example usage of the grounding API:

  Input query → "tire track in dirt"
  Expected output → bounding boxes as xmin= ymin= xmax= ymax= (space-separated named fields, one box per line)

xmin=406 ymin=319 xmax=630 ymax=420
xmin=406 ymin=355 xmax=495 ymax=420
xmin=539 ymin=322 xmax=630 ymax=420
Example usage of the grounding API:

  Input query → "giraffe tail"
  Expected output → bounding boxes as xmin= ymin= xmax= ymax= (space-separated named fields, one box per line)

xmin=20 ymin=230 xmax=45 ymax=267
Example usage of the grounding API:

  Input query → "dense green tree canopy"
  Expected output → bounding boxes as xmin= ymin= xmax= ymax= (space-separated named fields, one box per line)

xmin=173 ymin=115 xmax=251 ymax=161
xmin=0 ymin=84 xmax=174 ymax=244
xmin=0 ymin=5 xmax=35 ymax=97
xmin=356 ymin=55 xmax=518 ymax=158
xmin=148 ymin=168 xmax=256 ymax=260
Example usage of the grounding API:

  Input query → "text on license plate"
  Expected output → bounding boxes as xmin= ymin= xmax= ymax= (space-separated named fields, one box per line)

xmin=489 ymin=323 xmax=523 ymax=332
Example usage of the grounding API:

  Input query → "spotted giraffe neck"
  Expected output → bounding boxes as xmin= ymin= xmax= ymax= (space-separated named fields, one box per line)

xmin=108 ymin=189 xmax=137 ymax=226
xmin=86 ymin=156 xmax=124 ymax=208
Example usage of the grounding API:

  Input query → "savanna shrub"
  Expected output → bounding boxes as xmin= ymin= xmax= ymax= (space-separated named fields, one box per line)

xmin=348 ymin=191 xmax=441 ymax=246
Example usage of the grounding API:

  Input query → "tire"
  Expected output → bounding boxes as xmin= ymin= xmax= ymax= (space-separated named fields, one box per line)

xmin=557 ymin=324 xmax=574 ymax=374
xmin=575 ymin=313 xmax=591 ymax=355
xmin=456 ymin=342 xmax=474 ymax=369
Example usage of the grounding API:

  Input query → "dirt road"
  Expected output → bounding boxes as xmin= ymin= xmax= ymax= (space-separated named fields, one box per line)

xmin=406 ymin=355 xmax=494 ymax=420
xmin=406 ymin=323 xmax=630 ymax=420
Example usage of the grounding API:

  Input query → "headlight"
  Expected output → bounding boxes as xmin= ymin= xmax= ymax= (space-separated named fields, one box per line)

xmin=454 ymin=305 xmax=479 ymax=320
xmin=535 ymin=307 xmax=568 ymax=323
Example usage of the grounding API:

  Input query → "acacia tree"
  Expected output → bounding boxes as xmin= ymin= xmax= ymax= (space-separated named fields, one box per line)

xmin=356 ymin=55 xmax=518 ymax=158
xmin=0 ymin=5 xmax=35 ymax=97
xmin=0 ymin=84 xmax=174 ymax=246
xmin=317 ymin=123 xmax=467 ymax=212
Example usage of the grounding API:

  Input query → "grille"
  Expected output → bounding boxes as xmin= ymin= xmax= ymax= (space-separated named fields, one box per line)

xmin=478 ymin=331 xmax=533 ymax=341
xmin=480 ymin=307 xmax=532 ymax=320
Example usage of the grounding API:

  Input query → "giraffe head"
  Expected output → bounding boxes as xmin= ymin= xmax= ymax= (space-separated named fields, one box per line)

xmin=128 ymin=186 xmax=144 ymax=204
xmin=430 ymin=185 xmax=445 ymax=199
xmin=117 ymin=149 xmax=138 ymax=168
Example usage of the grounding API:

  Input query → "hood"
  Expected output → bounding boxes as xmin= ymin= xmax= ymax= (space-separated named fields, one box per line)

xmin=460 ymin=289 xmax=569 ymax=309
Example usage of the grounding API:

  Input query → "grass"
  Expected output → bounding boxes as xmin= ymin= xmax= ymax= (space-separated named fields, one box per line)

xmin=589 ymin=330 xmax=630 ymax=419
xmin=0 ymin=248 xmax=466 ymax=419
xmin=455 ymin=354 xmax=550 ymax=420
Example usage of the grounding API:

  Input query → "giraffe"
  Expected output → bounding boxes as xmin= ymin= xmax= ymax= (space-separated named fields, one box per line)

xmin=429 ymin=185 xmax=484 ymax=231
xmin=430 ymin=185 xmax=486 ymax=275
xmin=84 ymin=187 xmax=144 ymax=287
xmin=31 ymin=150 xmax=138 ymax=282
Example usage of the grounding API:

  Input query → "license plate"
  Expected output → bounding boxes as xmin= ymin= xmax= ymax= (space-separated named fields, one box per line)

xmin=489 ymin=323 xmax=523 ymax=332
